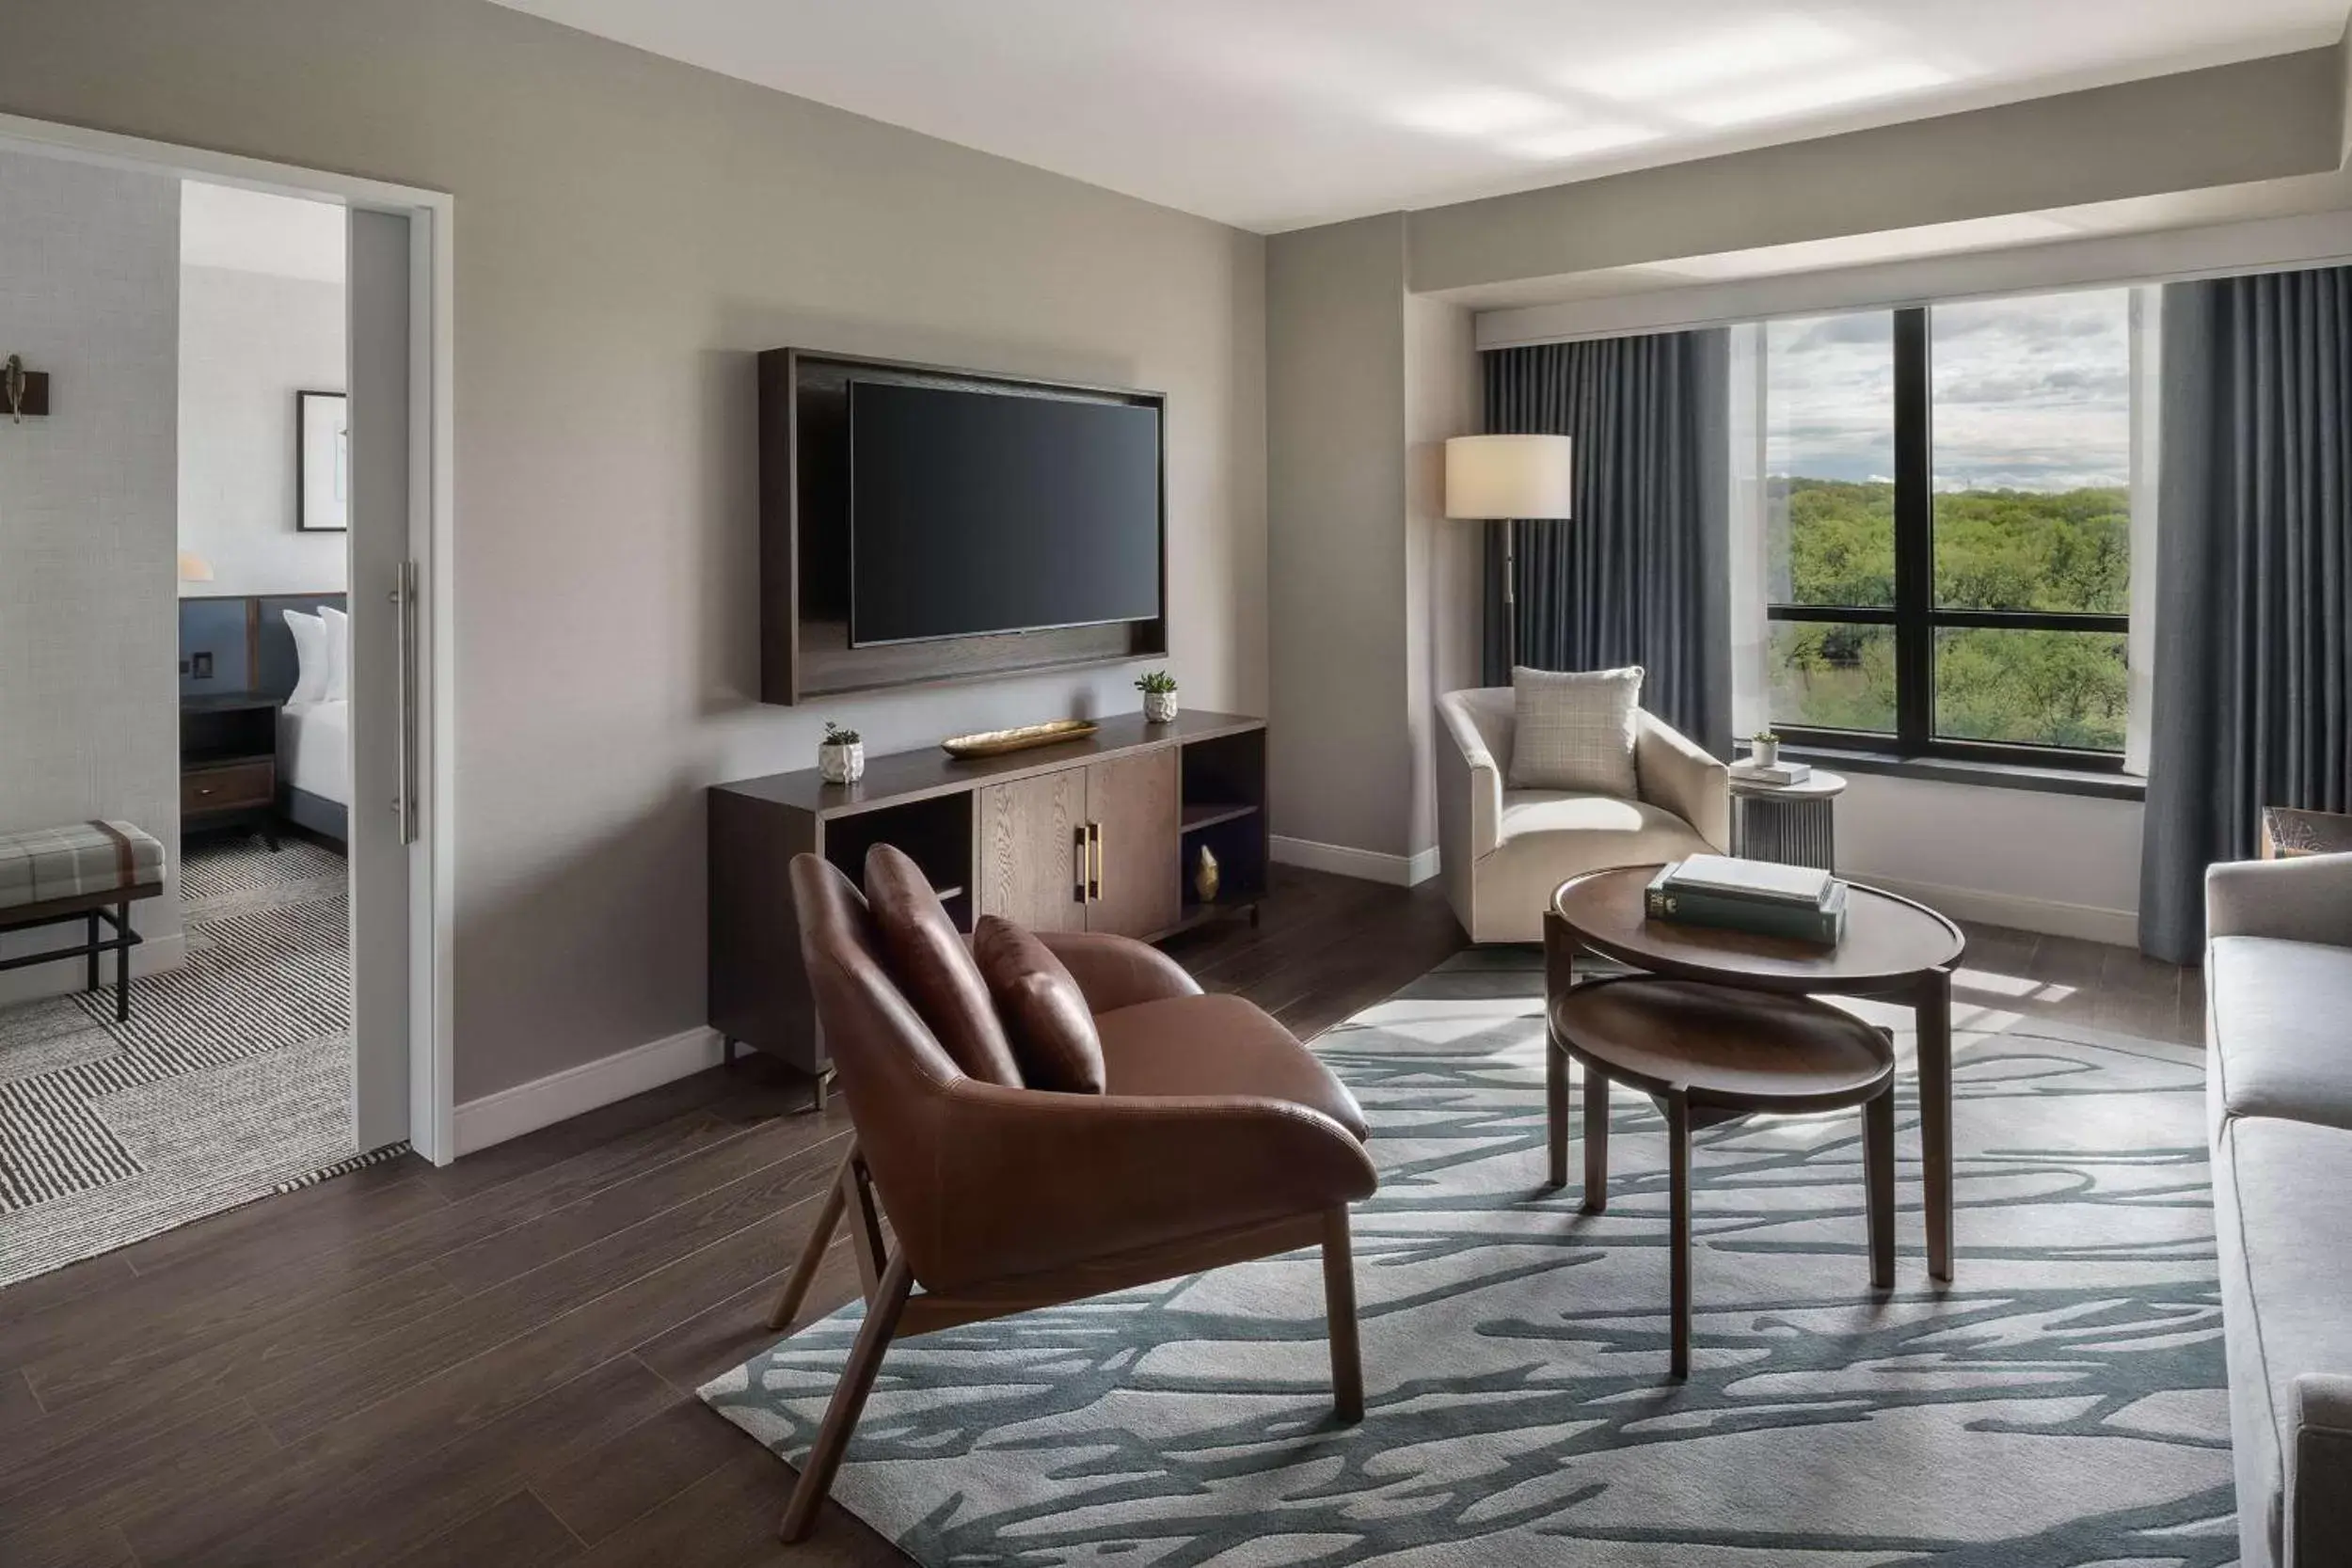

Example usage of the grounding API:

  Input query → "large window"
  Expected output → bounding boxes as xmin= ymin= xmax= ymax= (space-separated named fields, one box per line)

xmin=1762 ymin=291 xmax=2133 ymax=766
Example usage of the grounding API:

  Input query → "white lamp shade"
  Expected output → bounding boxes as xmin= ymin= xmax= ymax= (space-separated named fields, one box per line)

xmin=1445 ymin=434 xmax=1573 ymax=519
xmin=176 ymin=550 xmax=215 ymax=583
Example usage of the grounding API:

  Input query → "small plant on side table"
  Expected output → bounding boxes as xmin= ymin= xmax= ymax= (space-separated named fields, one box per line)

xmin=818 ymin=721 xmax=866 ymax=784
xmin=1749 ymin=729 xmax=1782 ymax=768
xmin=1136 ymin=669 xmax=1180 ymax=723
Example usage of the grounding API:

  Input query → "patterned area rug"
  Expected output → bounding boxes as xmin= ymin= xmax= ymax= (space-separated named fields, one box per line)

xmin=0 ymin=836 xmax=396 ymax=1287
xmin=702 ymin=947 xmax=2233 ymax=1565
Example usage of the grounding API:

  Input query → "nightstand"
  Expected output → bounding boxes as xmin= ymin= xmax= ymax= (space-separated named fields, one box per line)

xmin=182 ymin=691 xmax=282 ymax=849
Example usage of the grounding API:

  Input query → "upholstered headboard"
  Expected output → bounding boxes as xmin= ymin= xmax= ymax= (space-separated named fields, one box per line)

xmin=178 ymin=592 xmax=347 ymax=700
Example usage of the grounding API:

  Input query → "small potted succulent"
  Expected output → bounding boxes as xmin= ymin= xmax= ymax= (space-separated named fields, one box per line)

xmin=818 ymin=721 xmax=865 ymax=784
xmin=1136 ymin=669 xmax=1179 ymax=724
xmin=1749 ymin=728 xmax=1782 ymax=768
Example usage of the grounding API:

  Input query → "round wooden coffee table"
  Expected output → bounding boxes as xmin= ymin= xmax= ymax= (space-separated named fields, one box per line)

xmin=1550 ymin=975 xmax=1898 ymax=1379
xmin=1546 ymin=865 xmax=1967 ymax=1279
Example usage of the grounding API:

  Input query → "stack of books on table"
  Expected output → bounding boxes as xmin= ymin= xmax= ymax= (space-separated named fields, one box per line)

xmin=1729 ymin=758 xmax=1811 ymax=787
xmin=1645 ymin=854 xmax=1847 ymax=945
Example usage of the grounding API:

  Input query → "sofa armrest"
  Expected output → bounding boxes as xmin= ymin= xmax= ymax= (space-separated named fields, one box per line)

xmin=2206 ymin=853 xmax=2352 ymax=946
xmin=2295 ymin=1373 xmax=2352 ymax=1564
xmin=1438 ymin=694 xmax=1502 ymax=863
xmin=1035 ymin=931 xmax=1201 ymax=1014
xmin=1635 ymin=712 xmax=1730 ymax=851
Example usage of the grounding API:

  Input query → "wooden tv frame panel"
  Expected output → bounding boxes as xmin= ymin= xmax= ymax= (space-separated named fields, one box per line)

xmin=757 ymin=348 xmax=1170 ymax=705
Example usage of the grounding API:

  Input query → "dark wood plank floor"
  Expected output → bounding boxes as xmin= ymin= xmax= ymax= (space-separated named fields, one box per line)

xmin=0 ymin=867 xmax=2195 ymax=1567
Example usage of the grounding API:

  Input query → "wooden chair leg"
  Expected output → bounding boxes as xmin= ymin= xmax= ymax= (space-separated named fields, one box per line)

xmin=1863 ymin=1082 xmax=1896 ymax=1291
xmin=1667 ymin=1091 xmax=1692 ymax=1381
xmin=1322 ymin=1206 xmax=1364 ymax=1425
xmin=1581 ymin=1063 xmax=1611 ymax=1215
xmin=845 ymin=1152 xmax=887 ymax=1307
xmin=780 ymin=1251 xmax=914 ymax=1543
xmin=769 ymin=1150 xmax=854 ymax=1330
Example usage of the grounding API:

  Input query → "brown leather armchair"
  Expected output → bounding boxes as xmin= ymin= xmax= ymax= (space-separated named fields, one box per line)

xmin=768 ymin=853 xmax=1378 ymax=1541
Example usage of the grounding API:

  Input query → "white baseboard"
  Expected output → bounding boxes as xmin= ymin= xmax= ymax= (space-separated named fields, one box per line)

xmin=0 ymin=930 xmax=188 ymax=1010
xmin=1272 ymin=835 xmax=1441 ymax=888
xmin=453 ymin=1024 xmax=725 ymax=1157
xmin=1850 ymin=873 xmax=2138 ymax=947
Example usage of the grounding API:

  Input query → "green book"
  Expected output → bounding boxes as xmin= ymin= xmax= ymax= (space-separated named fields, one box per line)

xmin=1645 ymin=864 xmax=1849 ymax=945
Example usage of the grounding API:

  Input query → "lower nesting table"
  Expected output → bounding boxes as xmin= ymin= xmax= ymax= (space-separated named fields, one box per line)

xmin=1549 ymin=974 xmax=1897 ymax=1379
xmin=1546 ymin=863 xmax=1967 ymax=1280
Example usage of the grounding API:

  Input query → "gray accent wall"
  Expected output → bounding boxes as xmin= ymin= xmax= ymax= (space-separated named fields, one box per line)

xmin=0 ymin=150 xmax=183 ymax=1000
xmin=0 ymin=0 xmax=1267 ymax=1102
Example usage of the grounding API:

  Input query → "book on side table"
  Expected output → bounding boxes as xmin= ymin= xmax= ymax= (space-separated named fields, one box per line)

xmin=1645 ymin=855 xmax=1848 ymax=944
xmin=1729 ymin=759 xmax=1812 ymax=787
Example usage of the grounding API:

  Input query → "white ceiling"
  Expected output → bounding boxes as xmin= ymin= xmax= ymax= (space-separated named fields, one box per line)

xmin=487 ymin=0 xmax=2349 ymax=232
xmin=181 ymin=181 xmax=344 ymax=283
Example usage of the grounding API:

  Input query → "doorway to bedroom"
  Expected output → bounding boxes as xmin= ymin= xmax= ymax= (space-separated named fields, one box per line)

xmin=0 ymin=169 xmax=378 ymax=1287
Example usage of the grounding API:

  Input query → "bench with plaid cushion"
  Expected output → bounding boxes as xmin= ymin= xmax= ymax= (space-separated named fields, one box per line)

xmin=0 ymin=821 xmax=167 ymax=1022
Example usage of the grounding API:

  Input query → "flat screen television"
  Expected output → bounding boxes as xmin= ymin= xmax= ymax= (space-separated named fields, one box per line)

xmin=848 ymin=380 xmax=1163 ymax=647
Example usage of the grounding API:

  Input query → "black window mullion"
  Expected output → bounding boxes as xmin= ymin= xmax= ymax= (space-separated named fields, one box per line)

xmin=1891 ymin=308 xmax=1933 ymax=753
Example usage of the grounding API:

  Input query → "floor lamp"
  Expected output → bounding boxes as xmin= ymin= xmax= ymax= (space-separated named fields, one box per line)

xmin=1444 ymin=434 xmax=1573 ymax=671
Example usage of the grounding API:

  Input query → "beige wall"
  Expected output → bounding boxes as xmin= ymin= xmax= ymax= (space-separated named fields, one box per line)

xmin=0 ymin=0 xmax=1266 ymax=1101
xmin=0 ymin=150 xmax=183 ymax=1002
xmin=1265 ymin=214 xmax=1410 ymax=860
xmin=1404 ymin=294 xmax=1478 ymax=860
xmin=1408 ymin=47 xmax=2346 ymax=293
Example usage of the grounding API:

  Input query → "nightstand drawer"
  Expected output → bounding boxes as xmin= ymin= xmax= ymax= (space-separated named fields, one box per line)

xmin=183 ymin=760 xmax=274 ymax=814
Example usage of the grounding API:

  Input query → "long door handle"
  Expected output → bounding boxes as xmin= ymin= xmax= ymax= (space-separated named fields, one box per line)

xmin=1089 ymin=821 xmax=1104 ymax=902
xmin=390 ymin=560 xmax=419 ymax=846
xmin=1073 ymin=826 xmax=1089 ymax=904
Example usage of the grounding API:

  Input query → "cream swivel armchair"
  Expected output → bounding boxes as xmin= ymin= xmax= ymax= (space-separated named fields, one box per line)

xmin=1436 ymin=687 xmax=1731 ymax=943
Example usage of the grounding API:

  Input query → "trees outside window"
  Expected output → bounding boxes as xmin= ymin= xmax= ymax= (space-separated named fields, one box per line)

xmin=1763 ymin=290 xmax=2132 ymax=766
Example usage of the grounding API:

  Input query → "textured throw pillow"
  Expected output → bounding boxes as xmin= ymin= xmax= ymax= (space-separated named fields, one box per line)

xmin=971 ymin=915 xmax=1106 ymax=1094
xmin=862 ymin=844 xmax=1023 ymax=1086
xmin=1506 ymin=664 xmax=1644 ymax=797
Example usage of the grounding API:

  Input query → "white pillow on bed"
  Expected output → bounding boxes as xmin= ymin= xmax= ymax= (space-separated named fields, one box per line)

xmin=283 ymin=610 xmax=329 ymax=705
xmin=319 ymin=606 xmax=349 ymax=702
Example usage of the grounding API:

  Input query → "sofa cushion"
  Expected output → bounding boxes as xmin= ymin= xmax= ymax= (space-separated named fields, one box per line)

xmin=1095 ymin=992 xmax=1369 ymax=1142
xmin=2209 ymin=935 xmax=2352 ymax=1132
xmin=2214 ymin=1114 xmax=2352 ymax=1568
xmin=972 ymin=915 xmax=1106 ymax=1094
xmin=1507 ymin=665 xmax=1642 ymax=797
xmin=862 ymin=845 xmax=1023 ymax=1087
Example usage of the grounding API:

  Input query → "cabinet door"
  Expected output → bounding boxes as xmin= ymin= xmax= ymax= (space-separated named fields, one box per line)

xmin=976 ymin=768 xmax=1089 ymax=933
xmin=1085 ymin=749 xmax=1181 ymax=938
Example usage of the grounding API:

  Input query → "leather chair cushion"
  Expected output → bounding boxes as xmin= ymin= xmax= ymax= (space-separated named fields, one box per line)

xmin=863 ymin=846 xmax=1023 ymax=1086
xmin=1095 ymin=992 xmax=1370 ymax=1141
xmin=972 ymin=915 xmax=1106 ymax=1094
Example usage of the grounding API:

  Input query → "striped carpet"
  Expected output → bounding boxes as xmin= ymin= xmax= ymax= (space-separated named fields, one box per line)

xmin=0 ymin=837 xmax=389 ymax=1287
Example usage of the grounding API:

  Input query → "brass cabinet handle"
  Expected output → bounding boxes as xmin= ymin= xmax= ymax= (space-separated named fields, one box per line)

xmin=1073 ymin=825 xmax=1089 ymax=903
xmin=1089 ymin=821 xmax=1104 ymax=901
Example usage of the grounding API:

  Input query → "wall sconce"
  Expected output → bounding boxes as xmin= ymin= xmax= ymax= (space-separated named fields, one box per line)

xmin=4 ymin=355 xmax=51 ymax=422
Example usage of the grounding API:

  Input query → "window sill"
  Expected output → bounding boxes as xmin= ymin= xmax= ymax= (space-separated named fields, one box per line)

xmin=1784 ymin=746 xmax=2146 ymax=801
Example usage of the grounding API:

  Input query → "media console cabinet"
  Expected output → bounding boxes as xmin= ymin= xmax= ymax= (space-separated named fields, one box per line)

xmin=709 ymin=710 xmax=1267 ymax=1094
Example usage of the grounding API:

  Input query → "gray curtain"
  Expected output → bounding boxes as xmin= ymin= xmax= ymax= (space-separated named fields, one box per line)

xmin=2140 ymin=266 xmax=2352 ymax=962
xmin=1481 ymin=329 xmax=1732 ymax=753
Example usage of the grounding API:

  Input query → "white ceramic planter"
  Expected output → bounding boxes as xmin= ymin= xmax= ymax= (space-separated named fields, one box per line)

xmin=1143 ymin=690 xmax=1179 ymax=724
xmin=1750 ymin=738 xmax=1781 ymax=768
xmin=818 ymin=740 xmax=866 ymax=784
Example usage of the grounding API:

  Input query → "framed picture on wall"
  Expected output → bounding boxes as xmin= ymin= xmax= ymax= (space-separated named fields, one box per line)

xmin=296 ymin=388 xmax=349 ymax=532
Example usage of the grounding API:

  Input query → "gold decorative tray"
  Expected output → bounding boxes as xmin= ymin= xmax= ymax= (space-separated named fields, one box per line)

xmin=941 ymin=719 xmax=1099 ymax=759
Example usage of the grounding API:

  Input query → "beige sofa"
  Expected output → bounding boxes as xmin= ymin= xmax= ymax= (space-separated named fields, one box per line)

xmin=2205 ymin=852 xmax=2352 ymax=1568
xmin=1436 ymin=687 xmax=1730 ymax=943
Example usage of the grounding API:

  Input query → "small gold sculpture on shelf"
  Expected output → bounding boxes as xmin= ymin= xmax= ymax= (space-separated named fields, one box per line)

xmin=1193 ymin=844 xmax=1220 ymax=903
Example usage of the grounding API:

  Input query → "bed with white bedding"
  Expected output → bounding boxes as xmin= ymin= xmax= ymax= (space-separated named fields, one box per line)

xmin=277 ymin=697 xmax=350 ymax=842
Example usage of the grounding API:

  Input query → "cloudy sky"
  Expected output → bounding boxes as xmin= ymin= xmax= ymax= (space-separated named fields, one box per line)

xmin=1765 ymin=289 xmax=2134 ymax=491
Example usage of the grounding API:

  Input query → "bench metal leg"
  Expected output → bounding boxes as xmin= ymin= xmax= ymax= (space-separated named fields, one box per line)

xmin=115 ymin=902 xmax=130 ymax=1022
xmin=87 ymin=911 xmax=101 ymax=992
